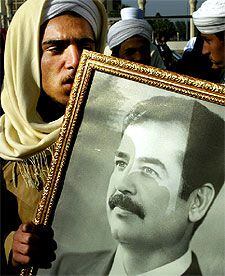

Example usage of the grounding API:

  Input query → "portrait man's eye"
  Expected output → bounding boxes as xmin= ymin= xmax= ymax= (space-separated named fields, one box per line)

xmin=141 ymin=166 xmax=160 ymax=179
xmin=114 ymin=158 xmax=128 ymax=170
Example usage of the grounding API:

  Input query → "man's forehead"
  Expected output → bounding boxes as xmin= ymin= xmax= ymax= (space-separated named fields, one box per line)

xmin=125 ymin=119 xmax=188 ymax=132
xmin=122 ymin=35 xmax=149 ymax=46
xmin=201 ymin=33 xmax=210 ymax=37
xmin=41 ymin=14 xmax=95 ymax=42
xmin=122 ymin=121 xmax=189 ymax=155
xmin=201 ymin=33 xmax=215 ymax=39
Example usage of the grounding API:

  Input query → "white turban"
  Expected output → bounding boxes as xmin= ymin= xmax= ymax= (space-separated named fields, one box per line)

xmin=193 ymin=0 xmax=225 ymax=34
xmin=107 ymin=7 xmax=153 ymax=50
xmin=42 ymin=0 xmax=101 ymax=40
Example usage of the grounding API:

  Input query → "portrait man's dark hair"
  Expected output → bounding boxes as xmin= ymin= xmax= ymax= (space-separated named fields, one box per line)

xmin=123 ymin=96 xmax=224 ymax=203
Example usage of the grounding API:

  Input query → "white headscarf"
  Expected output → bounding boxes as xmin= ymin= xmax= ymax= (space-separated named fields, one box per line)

xmin=107 ymin=7 xmax=153 ymax=50
xmin=0 ymin=0 xmax=107 ymax=160
xmin=193 ymin=0 xmax=225 ymax=34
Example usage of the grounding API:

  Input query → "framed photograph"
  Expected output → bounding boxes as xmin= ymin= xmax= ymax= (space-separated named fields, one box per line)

xmin=22 ymin=51 xmax=225 ymax=276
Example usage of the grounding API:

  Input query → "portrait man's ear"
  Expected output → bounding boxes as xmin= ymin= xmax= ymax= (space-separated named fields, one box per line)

xmin=188 ymin=183 xmax=215 ymax=223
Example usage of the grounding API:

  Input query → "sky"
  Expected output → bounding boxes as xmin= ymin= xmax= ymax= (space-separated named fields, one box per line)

xmin=122 ymin=0 xmax=205 ymax=16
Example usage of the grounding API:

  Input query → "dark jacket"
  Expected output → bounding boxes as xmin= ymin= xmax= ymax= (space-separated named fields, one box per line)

xmin=55 ymin=250 xmax=202 ymax=276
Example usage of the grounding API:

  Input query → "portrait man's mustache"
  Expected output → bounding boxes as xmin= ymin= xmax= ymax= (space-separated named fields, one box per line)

xmin=108 ymin=193 xmax=145 ymax=219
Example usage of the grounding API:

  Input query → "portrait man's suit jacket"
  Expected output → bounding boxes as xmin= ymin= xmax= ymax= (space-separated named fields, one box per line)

xmin=55 ymin=250 xmax=202 ymax=276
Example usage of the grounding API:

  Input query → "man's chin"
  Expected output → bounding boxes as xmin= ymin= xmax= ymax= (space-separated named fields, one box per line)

xmin=51 ymin=94 xmax=70 ymax=107
xmin=109 ymin=222 xmax=131 ymax=243
xmin=211 ymin=62 xmax=225 ymax=70
xmin=60 ymin=98 xmax=70 ymax=107
xmin=108 ymin=209 xmax=137 ymax=234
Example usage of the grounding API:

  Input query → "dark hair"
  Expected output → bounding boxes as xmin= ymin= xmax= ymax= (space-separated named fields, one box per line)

xmin=123 ymin=96 xmax=224 ymax=201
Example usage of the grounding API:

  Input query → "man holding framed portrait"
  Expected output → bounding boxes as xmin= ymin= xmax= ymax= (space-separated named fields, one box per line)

xmin=0 ymin=0 xmax=107 ymax=272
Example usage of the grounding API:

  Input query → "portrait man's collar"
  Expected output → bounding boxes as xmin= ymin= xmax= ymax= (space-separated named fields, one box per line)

xmin=109 ymin=246 xmax=192 ymax=276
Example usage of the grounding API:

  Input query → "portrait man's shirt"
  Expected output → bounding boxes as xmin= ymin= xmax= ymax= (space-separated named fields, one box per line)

xmin=109 ymin=247 xmax=192 ymax=276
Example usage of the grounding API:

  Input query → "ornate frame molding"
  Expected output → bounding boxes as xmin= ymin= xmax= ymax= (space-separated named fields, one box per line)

xmin=21 ymin=50 xmax=225 ymax=276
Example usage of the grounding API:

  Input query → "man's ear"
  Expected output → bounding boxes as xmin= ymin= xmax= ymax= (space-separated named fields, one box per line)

xmin=188 ymin=183 xmax=215 ymax=223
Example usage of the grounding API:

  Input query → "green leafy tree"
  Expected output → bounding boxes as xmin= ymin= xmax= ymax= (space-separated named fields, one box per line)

xmin=175 ymin=21 xmax=187 ymax=40
xmin=148 ymin=13 xmax=176 ymax=41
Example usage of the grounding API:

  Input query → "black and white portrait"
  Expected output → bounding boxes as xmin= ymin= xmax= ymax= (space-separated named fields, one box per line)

xmin=38 ymin=72 xmax=224 ymax=276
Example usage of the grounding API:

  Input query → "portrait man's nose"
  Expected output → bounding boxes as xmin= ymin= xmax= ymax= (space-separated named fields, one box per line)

xmin=113 ymin=167 xmax=141 ymax=196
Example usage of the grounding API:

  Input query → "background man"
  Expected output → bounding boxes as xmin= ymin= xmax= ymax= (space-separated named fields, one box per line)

xmin=175 ymin=33 xmax=222 ymax=82
xmin=0 ymin=0 xmax=107 ymax=271
xmin=193 ymin=0 xmax=225 ymax=83
xmin=56 ymin=96 xmax=224 ymax=275
xmin=107 ymin=7 xmax=165 ymax=68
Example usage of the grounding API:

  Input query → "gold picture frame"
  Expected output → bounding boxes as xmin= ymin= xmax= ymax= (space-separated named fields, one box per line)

xmin=22 ymin=50 xmax=225 ymax=276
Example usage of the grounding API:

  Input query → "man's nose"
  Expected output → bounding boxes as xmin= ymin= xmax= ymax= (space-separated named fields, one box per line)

xmin=202 ymin=41 xmax=210 ymax=56
xmin=65 ymin=44 xmax=81 ymax=70
xmin=132 ymin=51 xmax=143 ymax=62
xmin=115 ymin=171 xmax=137 ymax=195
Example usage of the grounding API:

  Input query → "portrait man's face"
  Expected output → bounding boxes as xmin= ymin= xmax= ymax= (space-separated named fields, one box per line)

xmin=106 ymin=120 xmax=192 ymax=248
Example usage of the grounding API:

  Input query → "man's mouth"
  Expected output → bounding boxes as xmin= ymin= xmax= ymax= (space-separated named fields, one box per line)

xmin=211 ymin=61 xmax=224 ymax=69
xmin=108 ymin=194 xmax=145 ymax=220
xmin=63 ymin=77 xmax=74 ymax=85
xmin=62 ymin=73 xmax=76 ymax=85
xmin=62 ymin=77 xmax=75 ymax=94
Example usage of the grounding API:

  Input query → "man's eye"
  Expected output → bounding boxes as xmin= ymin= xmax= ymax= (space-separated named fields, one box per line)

xmin=83 ymin=44 xmax=93 ymax=50
xmin=115 ymin=160 xmax=127 ymax=169
xmin=80 ymin=43 xmax=95 ymax=51
xmin=124 ymin=49 xmax=135 ymax=55
xmin=49 ymin=45 xmax=64 ymax=54
xmin=142 ymin=166 xmax=159 ymax=178
xmin=203 ymin=38 xmax=210 ymax=43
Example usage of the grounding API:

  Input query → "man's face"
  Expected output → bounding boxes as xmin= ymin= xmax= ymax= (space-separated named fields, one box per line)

xmin=201 ymin=33 xmax=225 ymax=69
xmin=41 ymin=14 xmax=95 ymax=106
xmin=106 ymin=121 xmax=190 ymax=249
xmin=117 ymin=36 xmax=151 ymax=65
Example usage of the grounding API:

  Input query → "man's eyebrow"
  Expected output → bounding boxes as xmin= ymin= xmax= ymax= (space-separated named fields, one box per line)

xmin=42 ymin=39 xmax=65 ymax=46
xmin=138 ymin=157 xmax=168 ymax=173
xmin=42 ymin=37 xmax=95 ymax=46
xmin=115 ymin=151 xmax=129 ymax=159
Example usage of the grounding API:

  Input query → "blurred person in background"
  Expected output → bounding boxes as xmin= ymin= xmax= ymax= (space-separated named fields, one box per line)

xmin=193 ymin=0 xmax=225 ymax=84
xmin=107 ymin=7 xmax=165 ymax=69
xmin=175 ymin=33 xmax=222 ymax=82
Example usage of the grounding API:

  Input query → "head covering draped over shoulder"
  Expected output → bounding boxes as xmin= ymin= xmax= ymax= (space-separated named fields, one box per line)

xmin=107 ymin=7 xmax=153 ymax=50
xmin=193 ymin=0 xmax=225 ymax=34
xmin=0 ymin=0 xmax=107 ymax=160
